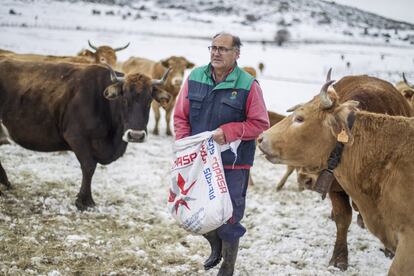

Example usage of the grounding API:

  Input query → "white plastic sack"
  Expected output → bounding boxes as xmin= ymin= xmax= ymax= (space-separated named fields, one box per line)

xmin=168 ymin=131 xmax=233 ymax=235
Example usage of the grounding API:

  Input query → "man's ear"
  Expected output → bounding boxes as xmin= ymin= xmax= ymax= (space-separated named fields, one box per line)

xmin=103 ymin=83 xmax=123 ymax=100
xmin=235 ymin=48 xmax=240 ymax=60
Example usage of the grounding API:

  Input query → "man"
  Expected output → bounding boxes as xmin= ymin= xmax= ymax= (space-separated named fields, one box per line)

xmin=174 ymin=32 xmax=269 ymax=276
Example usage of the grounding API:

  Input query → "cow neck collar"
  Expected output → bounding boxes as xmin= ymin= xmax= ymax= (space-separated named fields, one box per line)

xmin=314 ymin=111 xmax=356 ymax=200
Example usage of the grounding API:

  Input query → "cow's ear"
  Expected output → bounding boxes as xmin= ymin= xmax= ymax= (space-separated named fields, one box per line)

xmin=161 ymin=58 xmax=170 ymax=68
xmin=186 ymin=61 xmax=195 ymax=69
xmin=103 ymin=83 xmax=123 ymax=100
xmin=329 ymin=100 xmax=359 ymax=144
xmin=152 ymin=87 xmax=171 ymax=108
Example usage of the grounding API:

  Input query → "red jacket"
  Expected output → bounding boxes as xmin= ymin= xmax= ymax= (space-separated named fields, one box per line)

xmin=174 ymin=75 xmax=270 ymax=169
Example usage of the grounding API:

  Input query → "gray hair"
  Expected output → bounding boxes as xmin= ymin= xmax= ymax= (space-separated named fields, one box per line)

xmin=213 ymin=32 xmax=242 ymax=50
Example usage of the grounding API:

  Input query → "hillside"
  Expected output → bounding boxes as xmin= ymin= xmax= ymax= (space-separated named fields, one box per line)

xmin=2 ymin=0 xmax=414 ymax=46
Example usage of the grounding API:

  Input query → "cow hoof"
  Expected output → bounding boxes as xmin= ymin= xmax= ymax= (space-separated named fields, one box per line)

xmin=1 ymin=180 xmax=12 ymax=190
xmin=166 ymin=130 xmax=172 ymax=136
xmin=75 ymin=197 xmax=96 ymax=211
xmin=0 ymin=139 xmax=10 ymax=145
xmin=329 ymin=258 xmax=348 ymax=271
xmin=380 ymin=248 xmax=394 ymax=259
xmin=152 ymin=129 xmax=159 ymax=136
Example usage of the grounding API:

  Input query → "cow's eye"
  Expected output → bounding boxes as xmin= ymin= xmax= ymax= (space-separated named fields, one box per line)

xmin=294 ymin=115 xmax=304 ymax=123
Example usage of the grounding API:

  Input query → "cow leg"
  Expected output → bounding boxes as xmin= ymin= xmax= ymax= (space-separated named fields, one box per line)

xmin=276 ymin=165 xmax=295 ymax=191
xmin=388 ymin=231 xmax=414 ymax=276
xmin=75 ymin=160 xmax=97 ymax=211
xmin=248 ymin=174 xmax=254 ymax=186
xmin=328 ymin=189 xmax=352 ymax=271
xmin=65 ymin=136 xmax=98 ymax=210
xmin=151 ymin=101 xmax=161 ymax=136
xmin=0 ymin=161 xmax=12 ymax=190
xmin=165 ymin=102 xmax=174 ymax=136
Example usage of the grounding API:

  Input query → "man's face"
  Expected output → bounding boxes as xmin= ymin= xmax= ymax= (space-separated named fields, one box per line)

xmin=210 ymin=34 xmax=239 ymax=72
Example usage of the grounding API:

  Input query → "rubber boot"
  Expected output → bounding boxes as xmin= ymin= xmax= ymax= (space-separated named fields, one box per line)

xmin=217 ymin=239 xmax=239 ymax=276
xmin=203 ymin=230 xmax=222 ymax=270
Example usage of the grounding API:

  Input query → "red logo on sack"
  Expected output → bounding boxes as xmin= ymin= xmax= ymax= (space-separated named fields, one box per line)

xmin=169 ymin=173 xmax=196 ymax=214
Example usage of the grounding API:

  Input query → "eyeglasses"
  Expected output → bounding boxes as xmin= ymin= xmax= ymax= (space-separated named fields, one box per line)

xmin=208 ymin=45 xmax=234 ymax=54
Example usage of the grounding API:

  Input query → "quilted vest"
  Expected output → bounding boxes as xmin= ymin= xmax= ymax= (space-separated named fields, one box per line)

xmin=188 ymin=64 xmax=256 ymax=166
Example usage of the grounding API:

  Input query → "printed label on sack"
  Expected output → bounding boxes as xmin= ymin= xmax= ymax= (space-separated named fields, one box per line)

xmin=168 ymin=133 xmax=233 ymax=234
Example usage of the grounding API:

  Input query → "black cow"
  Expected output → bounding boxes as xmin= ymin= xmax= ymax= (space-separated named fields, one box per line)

xmin=0 ymin=59 xmax=171 ymax=210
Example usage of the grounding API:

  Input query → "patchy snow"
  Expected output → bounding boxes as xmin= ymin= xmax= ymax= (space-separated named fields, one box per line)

xmin=1 ymin=0 xmax=413 ymax=275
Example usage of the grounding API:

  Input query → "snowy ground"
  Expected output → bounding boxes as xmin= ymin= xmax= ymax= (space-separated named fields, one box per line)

xmin=1 ymin=1 xmax=413 ymax=275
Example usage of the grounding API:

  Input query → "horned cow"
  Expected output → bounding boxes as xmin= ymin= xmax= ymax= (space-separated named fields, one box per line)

xmin=77 ymin=40 xmax=130 ymax=67
xmin=258 ymin=72 xmax=414 ymax=275
xmin=121 ymin=56 xmax=195 ymax=136
xmin=0 ymin=40 xmax=129 ymax=68
xmin=0 ymin=59 xmax=171 ymax=210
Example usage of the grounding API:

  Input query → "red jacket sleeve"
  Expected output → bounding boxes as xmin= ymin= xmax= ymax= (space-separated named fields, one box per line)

xmin=220 ymin=81 xmax=270 ymax=142
xmin=173 ymin=77 xmax=191 ymax=140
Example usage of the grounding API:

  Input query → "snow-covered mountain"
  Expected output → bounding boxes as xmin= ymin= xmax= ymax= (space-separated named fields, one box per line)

xmin=3 ymin=0 xmax=414 ymax=46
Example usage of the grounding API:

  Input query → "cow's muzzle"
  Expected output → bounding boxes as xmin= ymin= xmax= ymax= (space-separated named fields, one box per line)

xmin=122 ymin=129 xmax=147 ymax=143
xmin=257 ymin=134 xmax=283 ymax=164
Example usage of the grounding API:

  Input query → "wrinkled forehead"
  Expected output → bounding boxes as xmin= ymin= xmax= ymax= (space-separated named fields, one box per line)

xmin=212 ymin=34 xmax=233 ymax=47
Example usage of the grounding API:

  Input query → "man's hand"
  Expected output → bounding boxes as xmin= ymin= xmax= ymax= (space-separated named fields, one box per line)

xmin=212 ymin=128 xmax=226 ymax=145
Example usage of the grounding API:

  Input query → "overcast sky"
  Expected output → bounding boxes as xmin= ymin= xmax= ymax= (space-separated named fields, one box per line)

xmin=333 ymin=0 xmax=414 ymax=24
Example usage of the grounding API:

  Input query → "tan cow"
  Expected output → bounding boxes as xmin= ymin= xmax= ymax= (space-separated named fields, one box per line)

xmin=258 ymin=62 xmax=265 ymax=74
xmin=0 ymin=40 xmax=129 ymax=67
xmin=258 ymin=74 xmax=414 ymax=275
xmin=395 ymin=73 xmax=414 ymax=110
xmin=242 ymin=66 xmax=257 ymax=78
xmin=77 ymin=40 xmax=130 ymax=67
xmin=121 ymin=56 xmax=195 ymax=135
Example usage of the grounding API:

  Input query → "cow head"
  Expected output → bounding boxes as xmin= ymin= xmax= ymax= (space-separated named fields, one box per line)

xmin=79 ymin=40 xmax=130 ymax=67
xmin=258 ymin=69 xmax=359 ymax=170
xmin=160 ymin=56 xmax=195 ymax=91
xmin=103 ymin=64 xmax=171 ymax=143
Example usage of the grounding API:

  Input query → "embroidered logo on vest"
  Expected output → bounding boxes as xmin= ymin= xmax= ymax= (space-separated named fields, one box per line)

xmin=230 ymin=91 xmax=238 ymax=99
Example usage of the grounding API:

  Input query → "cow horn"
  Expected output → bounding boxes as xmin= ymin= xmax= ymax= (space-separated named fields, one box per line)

xmin=114 ymin=42 xmax=130 ymax=52
xmin=402 ymin=72 xmax=414 ymax=88
xmin=326 ymin=68 xmax=332 ymax=82
xmin=152 ymin=67 xmax=171 ymax=86
xmin=88 ymin=40 xmax=98 ymax=51
xmin=103 ymin=63 xmax=124 ymax=83
xmin=319 ymin=80 xmax=335 ymax=109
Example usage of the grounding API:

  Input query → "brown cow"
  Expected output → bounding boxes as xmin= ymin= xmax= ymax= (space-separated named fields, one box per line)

xmin=121 ymin=56 xmax=195 ymax=135
xmin=0 ymin=40 xmax=129 ymax=67
xmin=395 ymin=73 xmax=414 ymax=110
xmin=0 ymin=59 xmax=171 ymax=210
xmin=242 ymin=66 xmax=257 ymax=78
xmin=258 ymin=62 xmax=265 ymax=74
xmin=258 ymin=73 xmax=414 ymax=275
xmin=0 ymin=49 xmax=94 ymax=64
xmin=77 ymin=40 xmax=130 ymax=67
